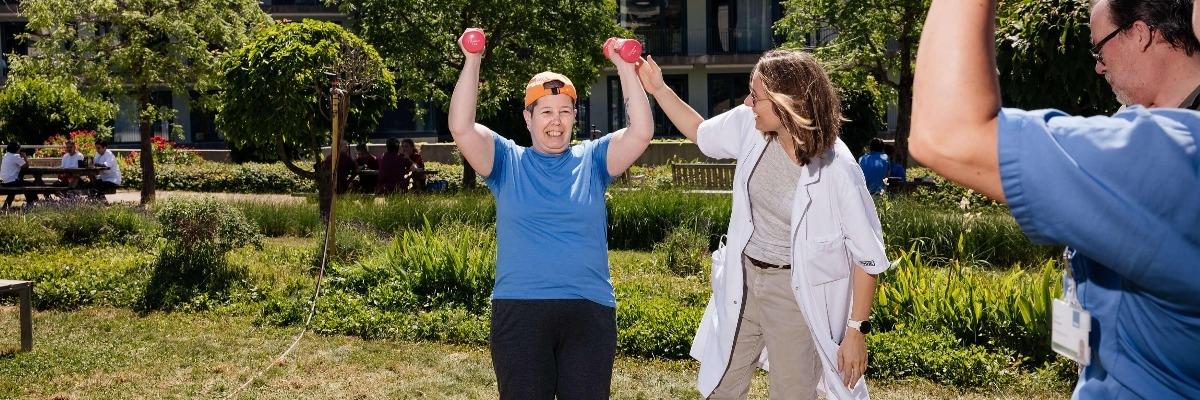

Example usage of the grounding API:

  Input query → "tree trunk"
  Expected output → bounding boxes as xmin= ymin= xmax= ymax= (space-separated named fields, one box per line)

xmin=895 ymin=11 xmax=916 ymax=169
xmin=138 ymin=88 xmax=156 ymax=205
xmin=462 ymin=162 xmax=476 ymax=189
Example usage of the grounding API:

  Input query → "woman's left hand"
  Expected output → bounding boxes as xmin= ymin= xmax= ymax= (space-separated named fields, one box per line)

xmin=837 ymin=328 xmax=868 ymax=389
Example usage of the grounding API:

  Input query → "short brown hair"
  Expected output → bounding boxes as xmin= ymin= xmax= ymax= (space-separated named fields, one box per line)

xmin=753 ymin=49 xmax=844 ymax=165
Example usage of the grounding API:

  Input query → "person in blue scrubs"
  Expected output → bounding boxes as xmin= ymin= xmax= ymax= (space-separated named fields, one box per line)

xmin=908 ymin=0 xmax=1200 ymax=398
xmin=447 ymin=29 xmax=654 ymax=400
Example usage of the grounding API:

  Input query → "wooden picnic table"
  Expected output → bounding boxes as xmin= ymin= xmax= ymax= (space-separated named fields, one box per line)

xmin=0 ymin=280 xmax=33 ymax=352
xmin=23 ymin=166 xmax=110 ymax=187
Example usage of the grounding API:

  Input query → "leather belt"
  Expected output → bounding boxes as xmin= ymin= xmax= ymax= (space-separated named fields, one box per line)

xmin=746 ymin=255 xmax=790 ymax=270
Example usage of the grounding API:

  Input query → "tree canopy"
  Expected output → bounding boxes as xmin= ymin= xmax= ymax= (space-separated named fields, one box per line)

xmin=11 ymin=0 xmax=271 ymax=204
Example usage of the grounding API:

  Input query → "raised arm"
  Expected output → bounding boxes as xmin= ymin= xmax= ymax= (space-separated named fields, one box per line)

xmin=605 ymin=44 xmax=655 ymax=177
xmin=447 ymin=28 xmax=496 ymax=177
xmin=909 ymin=0 xmax=1005 ymax=201
xmin=637 ymin=55 xmax=703 ymax=142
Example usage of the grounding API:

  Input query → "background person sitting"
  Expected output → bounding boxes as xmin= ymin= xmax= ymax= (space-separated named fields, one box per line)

xmin=400 ymin=138 xmax=426 ymax=191
xmin=354 ymin=142 xmax=379 ymax=194
xmin=376 ymin=138 xmax=413 ymax=195
xmin=92 ymin=141 xmax=122 ymax=200
xmin=58 ymin=140 xmax=84 ymax=187
xmin=317 ymin=140 xmax=357 ymax=195
xmin=1 ymin=141 xmax=37 ymax=208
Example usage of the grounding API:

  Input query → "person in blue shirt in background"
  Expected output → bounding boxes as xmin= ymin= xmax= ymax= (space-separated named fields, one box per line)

xmin=909 ymin=0 xmax=1200 ymax=398
xmin=857 ymin=138 xmax=889 ymax=194
xmin=447 ymin=29 xmax=654 ymax=400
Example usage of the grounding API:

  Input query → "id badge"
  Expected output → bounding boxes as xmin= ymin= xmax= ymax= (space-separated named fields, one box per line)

xmin=1051 ymin=298 xmax=1091 ymax=365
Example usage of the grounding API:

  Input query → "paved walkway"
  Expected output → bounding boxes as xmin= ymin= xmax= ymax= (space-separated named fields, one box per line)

xmin=105 ymin=190 xmax=307 ymax=204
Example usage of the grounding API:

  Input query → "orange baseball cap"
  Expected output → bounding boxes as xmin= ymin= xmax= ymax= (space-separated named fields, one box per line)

xmin=524 ymin=72 xmax=577 ymax=108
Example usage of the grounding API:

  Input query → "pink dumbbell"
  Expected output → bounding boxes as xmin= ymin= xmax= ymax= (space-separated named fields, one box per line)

xmin=603 ymin=37 xmax=643 ymax=63
xmin=461 ymin=29 xmax=486 ymax=54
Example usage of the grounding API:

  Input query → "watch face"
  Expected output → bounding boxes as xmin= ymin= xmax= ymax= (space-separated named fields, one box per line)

xmin=860 ymin=320 xmax=872 ymax=334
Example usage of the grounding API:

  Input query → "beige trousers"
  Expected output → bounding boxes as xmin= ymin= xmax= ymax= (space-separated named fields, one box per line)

xmin=709 ymin=254 xmax=822 ymax=400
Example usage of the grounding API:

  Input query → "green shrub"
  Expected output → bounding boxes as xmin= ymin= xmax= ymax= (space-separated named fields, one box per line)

xmin=653 ymin=225 xmax=712 ymax=278
xmin=900 ymin=167 xmax=1007 ymax=212
xmin=0 ymin=215 xmax=60 ymax=253
xmin=38 ymin=204 xmax=157 ymax=247
xmin=616 ymin=296 xmax=704 ymax=358
xmin=877 ymin=199 xmax=1060 ymax=267
xmin=339 ymin=193 xmax=495 ymax=234
xmin=0 ymin=245 xmax=155 ymax=309
xmin=233 ymin=200 xmax=320 ymax=237
xmin=141 ymin=197 xmax=263 ymax=311
xmin=121 ymin=161 xmax=315 ymax=194
xmin=867 ymin=329 xmax=1018 ymax=388
xmin=354 ymin=222 xmax=496 ymax=311
xmin=872 ymin=251 xmax=1061 ymax=364
xmin=607 ymin=190 xmax=730 ymax=251
xmin=399 ymin=307 xmax=490 ymax=345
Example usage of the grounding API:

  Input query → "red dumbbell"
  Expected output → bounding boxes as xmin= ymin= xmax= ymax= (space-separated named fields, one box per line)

xmin=461 ymin=28 xmax=486 ymax=54
xmin=603 ymin=37 xmax=643 ymax=63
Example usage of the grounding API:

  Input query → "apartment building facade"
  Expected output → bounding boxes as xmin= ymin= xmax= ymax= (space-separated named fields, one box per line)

xmin=586 ymin=0 xmax=782 ymax=138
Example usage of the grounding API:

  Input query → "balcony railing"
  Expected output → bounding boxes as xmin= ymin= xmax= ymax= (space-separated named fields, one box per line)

xmin=708 ymin=27 xmax=779 ymax=55
xmin=630 ymin=27 xmax=686 ymax=56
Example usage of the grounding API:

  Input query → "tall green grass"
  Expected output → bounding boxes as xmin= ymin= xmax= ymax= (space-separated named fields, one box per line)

xmin=877 ymin=198 xmax=1059 ymax=267
xmin=0 ymin=205 xmax=156 ymax=253
xmin=873 ymin=250 xmax=1062 ymax=364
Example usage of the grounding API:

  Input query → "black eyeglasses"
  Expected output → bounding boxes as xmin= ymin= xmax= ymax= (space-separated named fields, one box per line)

xmin=1090 ymin=23 xmax=1133 ymax=65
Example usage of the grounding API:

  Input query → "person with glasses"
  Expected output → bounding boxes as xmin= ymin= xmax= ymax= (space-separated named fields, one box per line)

xmin=1090 ymin=0 xmax=1200 ymax=109
xmin=447 ymin=29 xmax=653 ymax=399
xmin=909 ymin=0 xmax=1200 ymax=398
xmin=637 ymin=49 xmax=889 ymax=399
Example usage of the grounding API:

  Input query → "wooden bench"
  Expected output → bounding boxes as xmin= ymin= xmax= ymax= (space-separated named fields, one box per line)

xmin=0 ymin=280 xmax=33 ymax=352
xmin=672 ymin=163 xmax=736 ymax=191
xmin=883 ymin=177 xmax=937 ymax=195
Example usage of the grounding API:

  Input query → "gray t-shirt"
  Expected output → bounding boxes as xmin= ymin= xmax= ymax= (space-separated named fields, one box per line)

xmin=744 ymin=139 xmax=803 ymax=266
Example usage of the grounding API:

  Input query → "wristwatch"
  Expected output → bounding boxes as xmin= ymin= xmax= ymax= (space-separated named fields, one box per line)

xmin=847 ymin=319 xmax=872 ymax=334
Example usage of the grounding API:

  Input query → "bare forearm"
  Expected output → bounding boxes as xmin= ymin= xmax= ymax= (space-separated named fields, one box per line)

xmin=617 ymin=64 xmax=653 ymax=139
xmin=850 ymin=267 xmax=877 ymax=321
xmin=448 ymin=58 xmax=482 ymax=135
xmin=649 ymin=86 xmax=702 ymax=142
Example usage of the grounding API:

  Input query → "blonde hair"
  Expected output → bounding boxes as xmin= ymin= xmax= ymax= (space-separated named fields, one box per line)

xmin=753 ymin=49 xmax=844 ymax=165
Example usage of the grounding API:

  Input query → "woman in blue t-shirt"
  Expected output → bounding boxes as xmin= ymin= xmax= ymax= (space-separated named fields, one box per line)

xmin=447 ymin=29 xmax=653 ymax=399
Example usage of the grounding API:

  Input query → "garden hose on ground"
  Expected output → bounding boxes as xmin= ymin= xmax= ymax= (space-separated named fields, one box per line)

xmin=227 ymin=87 xmax=347 ymax=399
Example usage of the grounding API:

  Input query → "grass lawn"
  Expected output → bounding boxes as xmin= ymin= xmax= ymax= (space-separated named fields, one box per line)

xmin=0 ymin=307 xmax=1067 ymax=399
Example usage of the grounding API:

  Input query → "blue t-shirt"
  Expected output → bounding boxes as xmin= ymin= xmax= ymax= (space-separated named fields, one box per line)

xmin=857 ymin=151 xmax=889 ymax=193
xmin=997 ymin=106 xmax=1200 ymax=399
xmin=484 ymin=131 xmax=616 ymax=308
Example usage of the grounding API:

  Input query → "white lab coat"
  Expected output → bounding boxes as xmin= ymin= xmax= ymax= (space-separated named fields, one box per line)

xmin=689 ymin=106 xmax=890 ymax=399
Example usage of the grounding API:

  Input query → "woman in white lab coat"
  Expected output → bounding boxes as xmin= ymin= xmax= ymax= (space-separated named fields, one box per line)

xmin=636 ymin=50 xmax=890 ymax=399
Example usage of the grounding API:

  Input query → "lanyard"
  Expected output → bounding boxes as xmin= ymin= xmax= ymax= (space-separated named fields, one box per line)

xmin=1062 ymin=247 xmax=1081 ymax=306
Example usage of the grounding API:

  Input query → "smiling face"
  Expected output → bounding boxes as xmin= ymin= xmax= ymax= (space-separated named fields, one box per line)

xmin=523 ymin=94 xmax=577 ymax=155
xmin=743 ymin=74 xmax=782 ymax=133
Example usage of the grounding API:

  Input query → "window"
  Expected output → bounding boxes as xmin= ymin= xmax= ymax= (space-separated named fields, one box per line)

xmin=618 ymin=0 xmax=686 ymax=56
xmin=371 ymin=99 xmax=438 ymax=138
xmin=607 ymin=74 xmax=689 ymax=137
xmin=707 ymin=73 xmax=749 ymax=116
xmin=708 ymin=0 xmax=782 ymax=54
